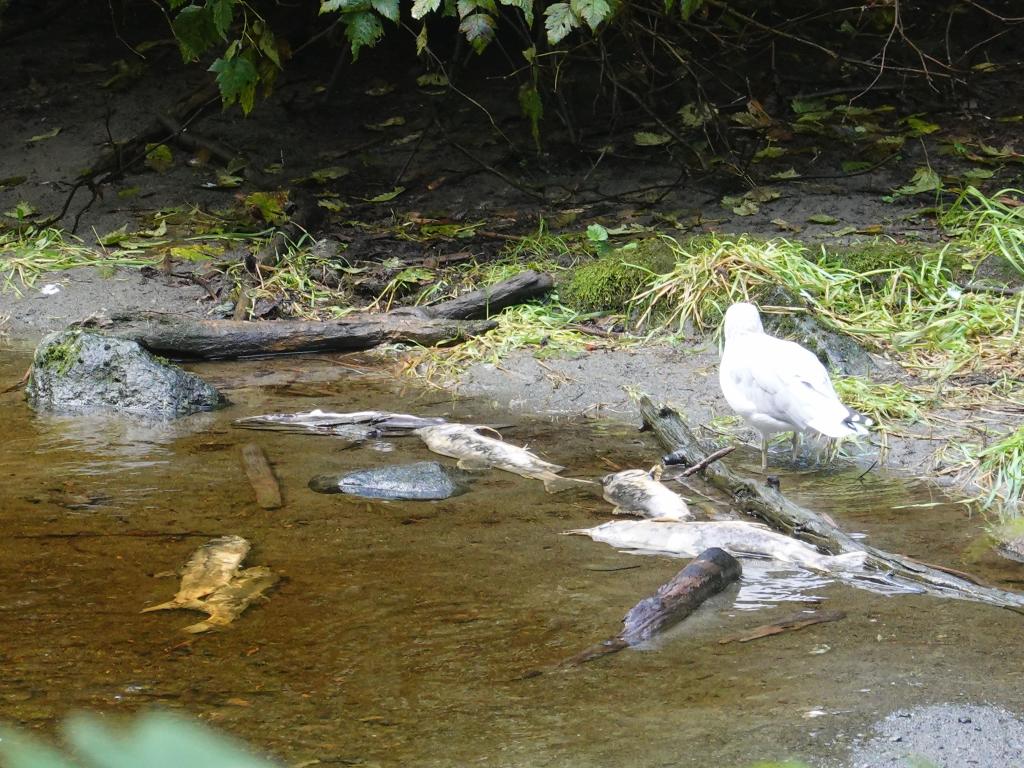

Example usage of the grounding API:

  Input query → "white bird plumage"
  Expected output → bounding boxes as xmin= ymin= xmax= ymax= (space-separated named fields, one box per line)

xmin=718 ymin=302 xmax=872 ymax=469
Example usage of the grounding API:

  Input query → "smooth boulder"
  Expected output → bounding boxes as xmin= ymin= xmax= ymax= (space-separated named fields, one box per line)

xmin=26 ymin=329 xmax=223 ymax=418
xmin=309 ymin=461 xmax=469 ymax=500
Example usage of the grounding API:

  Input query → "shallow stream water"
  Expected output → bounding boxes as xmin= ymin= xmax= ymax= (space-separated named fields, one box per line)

xmin=1 ymin=350 xmax=1022 ymax=768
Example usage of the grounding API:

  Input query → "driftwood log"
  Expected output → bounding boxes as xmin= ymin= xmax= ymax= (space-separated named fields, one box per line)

xmin=562 ymin=547 xmax=742 ymax=665
xmin=636 ymin=394 xmax=1024 ymax=613
xmin=419 ymin=270 xmax=553 ymax=320
xmin=76 ymin=311 xmax=495 ymax=359
xmin=239 ymin=443 xmax=282 ymax=509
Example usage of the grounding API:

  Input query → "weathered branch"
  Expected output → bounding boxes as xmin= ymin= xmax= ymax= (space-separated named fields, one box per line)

xmin=635 ymin=394 xmax=1024 ymax=613
xmin=561 ymin=547 xmax=741 ymax=665
xmin=76 ymin=311 xmax=495 ymax=360
xmin=420 ymin=270 xmax=554 ymax=320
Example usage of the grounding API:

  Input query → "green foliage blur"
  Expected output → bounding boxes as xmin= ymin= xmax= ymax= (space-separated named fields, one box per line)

xmin=0 ymin=711 xmax=279 ymax=768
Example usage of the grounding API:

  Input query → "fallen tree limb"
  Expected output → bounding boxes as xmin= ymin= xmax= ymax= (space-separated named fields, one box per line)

xmin=561 ymin=547 xmax=742 ymax=666
xmin=240 ymin=443 xmax=283 ymax=509
xmin=420 ymin=270 xmax=554 ymax=320
xmin=636 ymin=394 xmax=1024 ymax=613
xmin=77 ymin=311 xmax=495 ymax=359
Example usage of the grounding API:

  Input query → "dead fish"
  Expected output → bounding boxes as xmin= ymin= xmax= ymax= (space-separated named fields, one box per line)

xmin=233 ymin=409 xmax=445 ymax=437
xmin=181 ymin=566 xmax=280 ymax=634
xmin=602 ymin=469 xmax=693 ymax=521
xmin=142 ymin=535 xmax=250 ymax=611
xmin=415 ymin=423 xmax=594 ymax=493
xmin=567 ymin=520 xmax=866 ymax=573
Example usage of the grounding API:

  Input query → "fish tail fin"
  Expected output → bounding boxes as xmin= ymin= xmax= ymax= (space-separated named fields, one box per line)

xmin=181 ymin=619 xmax=215 ymax=634
xmin=141 ymin=599 xmax=181 ymax=613
xmin=542 ymin=474 xmax=596 ymax=494
xmin=830 ymin=550 xmax=868 ymax=570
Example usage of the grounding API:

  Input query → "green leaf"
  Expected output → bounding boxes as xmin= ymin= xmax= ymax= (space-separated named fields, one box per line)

xmin=570 ymin=0 xmax=610 ymax=29
xmin=172 ymin=5 xmax=220 ymax=61
xmin=586 ymin=223 xmax=609 ymax=242
xmin=98 ymin=224 xmax=131 ymax=246
xmin=903 ymin=114 xmax=940 ymax=136
xmin=371 ymin=0 xmax=400 ymax=21
xmin=209 ymin=55 xmax=258 ymax=113
xmin=244 ymin=191 xmax=289 ymax=225
xmin=417 ymin=72 xmax=448 ymax=86
xmin=411 ymin=0 xmax=441 ymax=19
xmin=769 ymin=168 xmax=800 ymax=179
xmin=415 ymin=23 xmax=429 ymax=53
xmin=365 ymin=186 xmax=406 ymax=203
xmin=344 ymin=11 xmax=385 ymax=59
xmin=633 ymin=131 xmax=671 ymax=146
xmin=65 ymin=712 xmax=280 ymax=768
xmin=3 ymin=201 xmax=36 ymax=219
xmin=27 ymin=127 xmax=61 ymax=143
xmin=459 ymin=12 xmax=495 ymax=52
xmin=807 ymin=213 xmax=839 ymax=224
xmin=320 ymin=0 xmax=367 ymax=11
xmin=457 ymin=0 xmax=496 ymax=15
xmin=841 ymin=160 xmax=872 ymax=173
xmin=518 ymin=82 xmax=543 ymax=150
xmin=254 ymin=21 xmax=281 ymax=67
xmin=365 ymin=116 xmax=406 ymax=130
xmin=0 ymin=726 xmax=79 ymax=768
xmin=679 ymin=0 xmax=704 ymax=20
xmin=752 ymin=145 xmax=786 ymax=161
xmin=208 ymin=0 xmax=235 ymax=37
xmin=144 ymin=143 xmax=173 ymax=173
xmin=544 ymin=2 xmax=577 ymax=44
xmin=677 ymin=101 xmax=714 ymax=128
xmin=499 ymin=0 xmax=533 ymax=26
xmin=884 ymin=167 xmax=942 ymax=201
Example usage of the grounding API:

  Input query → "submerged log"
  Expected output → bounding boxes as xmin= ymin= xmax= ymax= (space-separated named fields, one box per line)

xmin=621 ymin=547 xmax=742 ymax=643
xmin=421 ymin=270 xmax=554 ymax=320
xmin=239 ymin=443 xmax=282 ymax=509
xmin=562 ymin=547 xmax=741 ymax=666
xmin=635 ymin=394 xmax=1024 ymax=613
xmin=76 ymin=311 xmax=496 ymax=360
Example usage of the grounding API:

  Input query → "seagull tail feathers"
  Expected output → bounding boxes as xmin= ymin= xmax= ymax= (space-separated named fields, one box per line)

xmin=806 ymin=407 xmax=873 ymax=439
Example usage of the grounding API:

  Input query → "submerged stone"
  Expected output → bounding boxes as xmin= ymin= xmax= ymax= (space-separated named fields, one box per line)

xmin=308 ymin=460 xmax=469 ymax=500
xmin=26 ymin=329 xmax=224 ymax=418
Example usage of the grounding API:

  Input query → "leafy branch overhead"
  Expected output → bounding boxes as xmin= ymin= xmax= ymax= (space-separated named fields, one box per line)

xmin=167 ymin=0 xmax=709 ymax=107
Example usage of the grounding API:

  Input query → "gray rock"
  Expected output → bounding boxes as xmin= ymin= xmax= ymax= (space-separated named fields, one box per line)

xmin=26 ymin=330 xmax=223 ymax=418
xmin=308 ymin=461 xmax=470 ymax=500
xmin=760 ymin=285 xmax=876 ymax=376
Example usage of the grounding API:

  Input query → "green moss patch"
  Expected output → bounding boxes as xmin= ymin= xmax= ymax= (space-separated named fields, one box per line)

xmin=560 ymin=238 xmax=676 ymax=313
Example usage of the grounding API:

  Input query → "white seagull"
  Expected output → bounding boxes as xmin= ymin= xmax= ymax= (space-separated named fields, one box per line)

xmin=718 ymin=302 xmax=872 ymax=469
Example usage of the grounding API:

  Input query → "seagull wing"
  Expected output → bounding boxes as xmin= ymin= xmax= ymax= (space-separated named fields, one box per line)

xmin=724 ymin=335 xmax=860 ymax=438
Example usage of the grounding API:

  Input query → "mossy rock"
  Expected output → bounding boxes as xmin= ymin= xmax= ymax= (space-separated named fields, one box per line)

xmin=26 ymin=329 xmax=225 ymax=418
xmin=560 ymin=238 xmax=677 ymax=314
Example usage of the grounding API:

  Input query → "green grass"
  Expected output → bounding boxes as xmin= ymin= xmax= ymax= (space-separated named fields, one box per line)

xmin=961 ymin=425 xmax=1024 ymax=513
xmin=833 ymin=376 xmax=928 ymax=425
xmin=942 ymin=186 xmax=1024 ymax=274
xmin=0 ymin=227 xmax=161 ymax=295
xmin=628 ymin=233 xmax=1024 ymax=380
xmin=404 ymin=301 xmax=616 ymax=385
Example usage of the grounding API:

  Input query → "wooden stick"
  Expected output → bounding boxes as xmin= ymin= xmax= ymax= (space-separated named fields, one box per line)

xmin=718 ymin=609 xmax=846 ymax=644
xmin=561 ymin=547 xmax=741 ymax=666
xmin=240 ymin=443 xmax=283 ymax=509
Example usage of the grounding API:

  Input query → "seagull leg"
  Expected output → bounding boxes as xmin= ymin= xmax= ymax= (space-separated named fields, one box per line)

xmin=761 ymin=434 xmax=769 ymax=471
xmin=791 ymin=431 xmax=800 ymax=462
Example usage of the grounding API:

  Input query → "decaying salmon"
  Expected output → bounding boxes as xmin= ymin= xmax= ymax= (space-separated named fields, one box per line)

xmin=142 ymin=535 xmax=277 ymax=633
xmin=415 ymin=423 xmax=593 ymax=493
